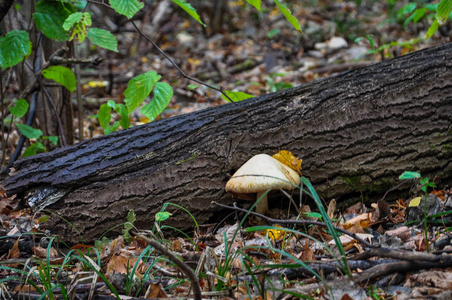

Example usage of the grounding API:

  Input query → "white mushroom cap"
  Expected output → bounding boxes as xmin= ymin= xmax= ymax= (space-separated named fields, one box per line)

xmin=226 ymin=154 xmax=300 ymax=197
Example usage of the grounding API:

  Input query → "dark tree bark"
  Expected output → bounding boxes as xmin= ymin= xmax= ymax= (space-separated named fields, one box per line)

xmin=2 ymin=43 xmax=452 ymax=243
xmin=0 ymin=0 xmax=14 ymax=25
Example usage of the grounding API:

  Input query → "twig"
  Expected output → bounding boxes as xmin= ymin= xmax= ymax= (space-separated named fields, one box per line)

xmin=212 ymin=201 xmax=373 ymax=248
xmin=41 ymin=86 xmax=67 ymax=146
xmin=73 ymin=40 xmax=84 ymax=141
xmin=49 ymin=55 xmax=103 ymax=65
xmin=130 ymin=230 xmax=202 ymax=300
xmin=380 ymin=179 xmax=412 ymax=202
xmin=130 ymin=20 xmax=234 ymax=103
xmin=350 ymin=247 xmax=442 ymax=262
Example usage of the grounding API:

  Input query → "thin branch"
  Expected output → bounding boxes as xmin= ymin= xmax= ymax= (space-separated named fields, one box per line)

xmin=130 ymin=230 xmax=202 ymax=300
xmin=212 ymin=201 xmax=373 ymax=248
xmin=73 ymin=40 xmax=84 ymax=141
xmin=50 ymin=56 xmax=103 ymax=65
xmin=130 ymin=20 xmax=234 ymax=103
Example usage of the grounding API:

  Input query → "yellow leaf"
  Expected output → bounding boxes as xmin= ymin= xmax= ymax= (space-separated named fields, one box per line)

xmin=409 ymin=197 xmax=422 ymax=207
xmin=272 ymin=150 xmax=302 ymax=174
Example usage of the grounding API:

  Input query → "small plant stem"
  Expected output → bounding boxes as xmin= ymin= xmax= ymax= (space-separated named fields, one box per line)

xmin=212 ymin=201 xmax=373 ymax=248
xmin=130 ymin=230 xmax=202 ymax=300
xmin=424 ymin=195 xmax=430 ymax=252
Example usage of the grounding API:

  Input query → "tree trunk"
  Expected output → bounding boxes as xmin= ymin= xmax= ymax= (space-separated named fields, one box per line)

xmin=2 ymin=43 xmax=452 ymax=243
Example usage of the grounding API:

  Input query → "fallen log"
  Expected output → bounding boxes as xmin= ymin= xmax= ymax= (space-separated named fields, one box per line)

xmin=2 ymin=43 xmax=452 ymax=243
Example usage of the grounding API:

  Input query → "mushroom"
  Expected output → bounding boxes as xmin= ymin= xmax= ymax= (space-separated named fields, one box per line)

xmin=225 ymin=154 xmax=301 ymax=215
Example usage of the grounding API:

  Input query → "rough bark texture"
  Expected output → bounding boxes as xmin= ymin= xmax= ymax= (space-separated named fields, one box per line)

xmin=2 ymin=43 xmax=452 ymax=243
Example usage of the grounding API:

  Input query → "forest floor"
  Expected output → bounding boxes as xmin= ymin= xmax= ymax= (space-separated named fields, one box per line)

xmin=1 ymin=1 xmax=452 ymax=299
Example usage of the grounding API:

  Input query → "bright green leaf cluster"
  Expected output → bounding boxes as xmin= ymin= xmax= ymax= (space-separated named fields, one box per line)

xmin=63 ymin=12 xmax=92 ymax=42
xmin=98 ymin=100 xmax=130 ymax=134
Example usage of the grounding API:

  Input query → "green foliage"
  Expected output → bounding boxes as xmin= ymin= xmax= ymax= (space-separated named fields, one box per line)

xmin=172 ymin=0 xmax=206 ymax=26
xmin=420 ymin=177 xmax=436 ymax=194
xmin=155 ymin=211 xmax=172 ymax=222
xmin=221 ymin=90 xmax=254 ymax=102
xmin=33 ymin=0 xmax=76 ymax=41
xmin=123 ymin=210 xmax=136 ymax=242
xmin=246 ymin=0 xmax=262 ymax=11
xmin=109 ymin=0 xmax=144 ymax=19
xmin=399 ymin=171 xmax=421 ymax=180
xmin=98 ymin=71 xmax=173 ymax=134
xmin=63 ymin=12 xmax=92 ymax=42
xmin=42 ymin=66 xmax=76 ymax=92
xmin=16 ymin=124 xmax=58 ymax=157
xmin=272 ymin=0 xmax=301 ymax=32
xmin=266 ymin=73 xmax=294 ymax=92
xmin=140 ymin=81 xmax=173 ymax=122
xmin=87 ymin=28 xmax=118 ymax=52
xmin=0 ymin=30 xmax=30 ymax=69
xmin=16 ymin=124 xmax=42 ymax=139
xmin=98 ymin=100 xmax=129 ymax=133
xmin=437 ymin=0 xmax=452 ymax=25
xmin=124 ymin=71 xmax=162 ymax=113
xmin=8 ymin=98 xmax=29 ymax=118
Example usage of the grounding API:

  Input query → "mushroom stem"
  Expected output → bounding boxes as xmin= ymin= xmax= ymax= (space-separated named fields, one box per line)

xmin=255 ymin=191 xmax=268 ymax=215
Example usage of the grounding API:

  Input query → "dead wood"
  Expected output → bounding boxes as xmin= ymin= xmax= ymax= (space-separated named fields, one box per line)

xmin=2 ymin=43 xmax=452 ymax=243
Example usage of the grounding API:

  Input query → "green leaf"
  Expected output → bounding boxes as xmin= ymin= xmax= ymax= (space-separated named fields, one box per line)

xmin=98 ymin=102 xmax=112 ymax=129
xmin=63 ymin=12 xmax=83 ymax=30
xmin=397 ymin=3 xmax=416 ymax=19
xmin=246 ymin=0 xmax=262 ymax=11
xmin=9 ymin=98 xmax=29 ymax=118
xmin=47 ymin=136 xmax=58 ymax=145
xmin=16 ymin=124 xmax=43 ymax=139
xmin=87 ymin=28 xmax=118 ymax=52
xmin=171 ymin=0 xmax=206 ymax=26
xmin=124 ymin=71 xmax=161 ymax=113
xmin=222 ymin=90 xmax=254 ymax=102
xmin=187 ymin=84 xmax=198 ymax=90
xmin=436 ymin=0 xmax=452 ymax=25
xmin=426 ymin=4 xmax=438 ymax=12
xmin=42 ymin=66 xmax=76 ymax=92
xmin=399 ymin=171 xmax=421 ymax=180
xmin=105 ymin=121 xmax=120 ymax=134
xmin=426 ymin=19 xmax=439 ymax=38
xmin=23 ymin=144 xmax=38 ymax=157
xmin=123 ymin=209 xmax=136 ymax=241
xmin=140 ymin=82 xmax=173 ymax=122
xmin=109 ymin=0 xmax=144 ymax=19
xmin=272 ymin=0 xmax=301 ymax=32
xmin=303 ymin=212 xmax=323 ymax=219
xmin=115 ymin=103 xmax=130 ymax=129
xmin=267 ymin=28 xmax=280 ymax=38
xmin=0 ymin=30 xmax=30 ymax=69
xmin=412 ymin=8 xmax=427 ymax=24
xmin=63 ymin=12 xmax=91 ymax=42
xmin=155 ymin=212 xmax=172 ymax=222
xmin=33 ymin=0 xmax=76 ymax=41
